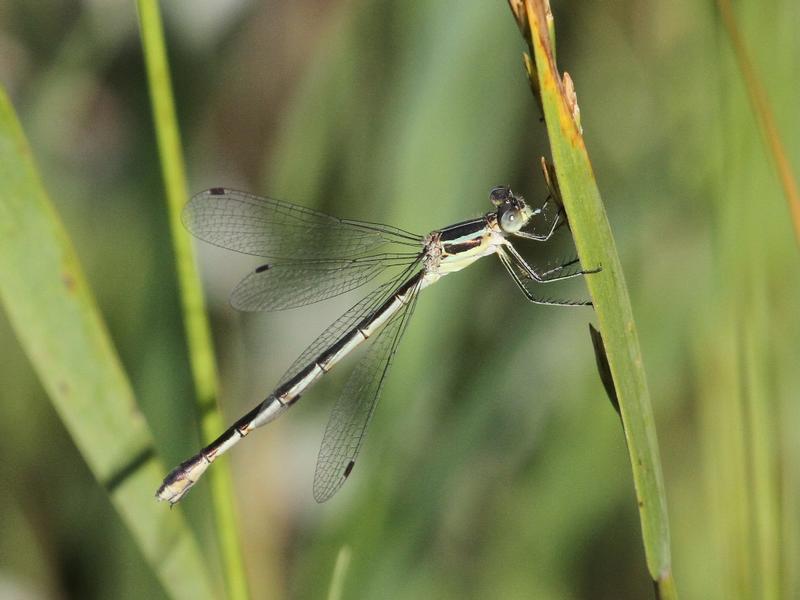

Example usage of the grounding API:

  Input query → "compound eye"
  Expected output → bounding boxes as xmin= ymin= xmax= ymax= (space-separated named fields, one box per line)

xmin=499 ymin=206 xmax=524 ymax=233
xmin=489 ymin=185 xmax=511 ymax=206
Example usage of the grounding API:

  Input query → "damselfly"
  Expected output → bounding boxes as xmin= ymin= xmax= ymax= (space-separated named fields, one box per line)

xmin=157 ymin=184 xmax=593 ymax=504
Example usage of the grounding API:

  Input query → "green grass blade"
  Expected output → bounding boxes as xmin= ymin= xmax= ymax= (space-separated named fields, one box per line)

xmin=508 ymin=1 xmax=676 ymax=594
xmin=135 ymin=2 xmax=249 ymax=598
xmin=716 ymin=0 xmax=800 ymax=246
xmin=742 ymin=295 xmax=780 ymax=600
xmin=0 ymin=88 xmax=217 ymax=600
xmin=326 ymin=546 xmax=352 ymax=600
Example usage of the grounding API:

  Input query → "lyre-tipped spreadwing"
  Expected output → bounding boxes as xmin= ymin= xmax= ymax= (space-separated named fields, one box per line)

xmin=157 ymin=184 xmax=594 ymax=505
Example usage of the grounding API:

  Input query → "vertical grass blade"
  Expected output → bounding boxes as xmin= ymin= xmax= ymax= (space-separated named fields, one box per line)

xmin=0 ymin=88 xmax=217 ymax=600
xmin=716 ymin=0 xmax=800 ymax=246
xmin=135 ymin=2 xmax=249 ymax=598
xmin=507 ymin=1 xmax=676 ymax=595
xmin=742 ymin=297 xmax=780 ymax=600
xmin=326 ymin=546 xmax=352 ymax=600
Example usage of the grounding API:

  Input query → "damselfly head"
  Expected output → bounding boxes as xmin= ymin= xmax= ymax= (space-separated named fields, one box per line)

xmin=490 ymin=186 xmax=533 ymax=233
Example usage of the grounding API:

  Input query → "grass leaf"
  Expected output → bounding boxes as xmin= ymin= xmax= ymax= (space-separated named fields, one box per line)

xmin=135 ymin=1 xmax=249 ymax=597
xmin=716 ymin=0 xmax=800 ymax=246
xmin=0 ymin=87 xmax=218 ymax=600
xmin=326 ymin=546 xmax=352 ymax=600
xmin=508 ymin=1 xmax=676 ymax=594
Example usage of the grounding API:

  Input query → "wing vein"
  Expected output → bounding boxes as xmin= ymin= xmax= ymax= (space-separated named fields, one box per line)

xmin=312 ymin=271 xmax=422 ymax=502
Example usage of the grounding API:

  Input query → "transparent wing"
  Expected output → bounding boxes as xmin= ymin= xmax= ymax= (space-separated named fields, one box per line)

xmin=230 ymin=254 xmax=419 ymax=312
xmin=312 ymin=275 xmax=422 ymax=503
xmin=276 ymin=260 xmax=421 ymax=388
xmin=184 ymin=188 xmax=423 ymax=260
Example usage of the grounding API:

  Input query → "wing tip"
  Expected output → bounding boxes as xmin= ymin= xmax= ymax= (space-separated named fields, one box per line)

xmin=313 ymin=486 xmax=331 ymax=504
xmin=313 ymin=460 xmax=355 ymax=503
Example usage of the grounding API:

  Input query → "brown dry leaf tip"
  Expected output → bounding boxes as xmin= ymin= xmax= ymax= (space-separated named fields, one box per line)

xmin=522 ymin=52 xmax=534 ymax=77
xmin=522 ymin=52 xmax=536 ymax=81
xmin=522 ymin=53 xmax=544 ymax=112
xmin=539 ymin=156 xmax=549 ymax=181
xmin=507 ymin=0 xmax=525 ymax=22
xmin=562 ymin=72 xmax=582 ymax=134
xmin=507 ymin=0 xmax=529 ymax=37
xmin=539 ymin=156 xmax=563 ymax=207
xmin=544 ymin=0 xmax=556 ymax=53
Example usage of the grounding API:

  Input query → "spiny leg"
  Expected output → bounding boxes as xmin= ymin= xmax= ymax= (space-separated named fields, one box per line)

xmin=503 ymin=241 xmax=598 ymax=284
xmin=539 ymin=255 xmax=581 ymax=279
xmin=496 ymin=248 xmax=592 ymax=307
xmin=537 ymin=256 xmax=602 ymax=281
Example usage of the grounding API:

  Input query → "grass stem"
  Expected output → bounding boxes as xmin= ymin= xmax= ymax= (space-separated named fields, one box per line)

xmin=716 ymin=0 xmax=800 ymax=246
xmin=136 ymin=2 xmax=249 ymax=598
xmin=507 ymin=2 xmax=677 ymax=596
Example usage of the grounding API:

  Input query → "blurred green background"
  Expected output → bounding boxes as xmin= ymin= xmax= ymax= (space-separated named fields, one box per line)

xmin=1 ymin=0 xmax=798 ymax=598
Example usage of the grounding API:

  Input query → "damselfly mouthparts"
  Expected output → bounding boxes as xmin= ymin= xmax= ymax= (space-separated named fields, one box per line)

xmin=157 ymin=185 xmax=593 ymax=504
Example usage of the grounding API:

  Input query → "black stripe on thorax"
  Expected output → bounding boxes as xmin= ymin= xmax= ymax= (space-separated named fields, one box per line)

xmin=443 ymin=238 xmax=483 ymax=255
xmin=438 ymin=217 xmax=487 ymax=242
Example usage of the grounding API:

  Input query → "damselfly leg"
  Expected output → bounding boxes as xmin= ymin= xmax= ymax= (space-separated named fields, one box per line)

xmin=496 ymin=247 xmax=593 ymax=307
xmin=503 ymin=241 xmax=596 ymax=285
xmin=512 ymin=197 xmax=565 ymax=242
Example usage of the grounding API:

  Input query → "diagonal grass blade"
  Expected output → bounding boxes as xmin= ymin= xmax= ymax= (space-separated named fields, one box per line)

xmin=507 ymin=1 xmax=677 ymax=596
xmin=0 ymin=87 xmax=217 ymax=600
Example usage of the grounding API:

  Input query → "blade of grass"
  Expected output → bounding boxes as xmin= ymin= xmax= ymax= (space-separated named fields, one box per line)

xmin=707 ymin=6 xmax=792 ymax=595
xmin=507 ymin=1 xmax=676 ymax=595
xmin=0 ymin=87 xmax=217 ymax=600
xmin=741 ymin=291 xmax=780 ymax=600
xmin=716 ymin=0 xmax=800 ymax=247
xmin=135 ymin=2 xmax=249 ymax=598
xmin=326 ymin=545 xmax=352 ymax=600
